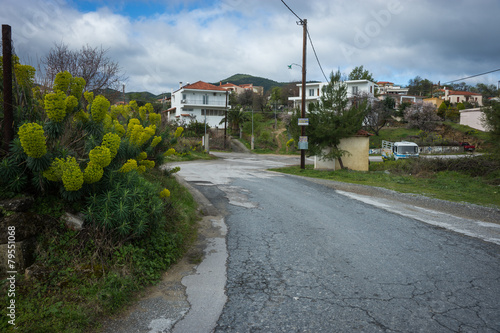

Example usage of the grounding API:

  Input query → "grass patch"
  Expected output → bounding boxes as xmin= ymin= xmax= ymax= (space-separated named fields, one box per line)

xmin=272 ymin=156 xmax=500 ymax=208
xmin=163 ymin=151 xmax=217 ymax=162
xmin=369 ymin=127 xmax=421 ymax=148
xmin=0 ymin=170 xmax=199 ymax=332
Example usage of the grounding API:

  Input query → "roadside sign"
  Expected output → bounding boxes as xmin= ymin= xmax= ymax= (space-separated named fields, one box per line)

xmin=298 ymin=136 xmax=308 ymax=150
xmin=298 ymin=118 xmax=309 ymax=126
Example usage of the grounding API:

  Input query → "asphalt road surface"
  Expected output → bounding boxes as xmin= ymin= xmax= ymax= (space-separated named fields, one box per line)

xmin=102 ymin=152 xmax=500 ymax=333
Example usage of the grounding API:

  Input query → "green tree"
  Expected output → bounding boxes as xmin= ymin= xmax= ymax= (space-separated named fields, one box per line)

xmin=481 ymin=102 xmax=500 ymax=155
xmin=408 ymin=76 xmax=434 ymax=96
xmin=348 ymin=65 xmax=375 ymax=82
xmin=437 ymin=102 xmax=447 ymax=119
xmin=297 ymin=70 xmax=369 ymax=168
xmin=220 ymin=108 xmax=248 ymax=136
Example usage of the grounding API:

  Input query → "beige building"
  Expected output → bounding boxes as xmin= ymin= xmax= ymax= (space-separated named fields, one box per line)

xmin=443 ymin=89 xmax=483 ymax=106
xmin=314 ymin=130 xmax=372 ymax=171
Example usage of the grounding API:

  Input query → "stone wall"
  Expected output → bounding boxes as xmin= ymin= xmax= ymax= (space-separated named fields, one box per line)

xmin=370 ymin=146 xmax=464 ymax=155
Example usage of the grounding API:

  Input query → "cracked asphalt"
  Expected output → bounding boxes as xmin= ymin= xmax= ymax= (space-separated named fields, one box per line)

xmin=101 ymin=152 xmax=500 ymax=332
xmin=209 ymin=175 xmax=500 ymax=332
xmin=186 ymin=153 xmax=500 ymax=332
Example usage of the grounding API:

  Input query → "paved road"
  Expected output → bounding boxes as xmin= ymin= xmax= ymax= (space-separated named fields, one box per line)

xmin=102 ymin=152 xmax=500 ymax=332
xmin=173 ymin=153 xmax=500 ymax=332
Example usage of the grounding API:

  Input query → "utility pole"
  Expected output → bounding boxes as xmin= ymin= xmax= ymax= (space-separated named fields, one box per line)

xmin=300 ymin=19 xmax=307 ymax=169
xmin=224 ymin=90 xmax=228 ymax=150
xmin=2 ymin=25 xmax=14 ymax=155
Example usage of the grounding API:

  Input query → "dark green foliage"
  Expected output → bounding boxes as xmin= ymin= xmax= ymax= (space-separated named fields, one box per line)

xmin=44 ymin=121 xmax=64 ymax=140
xmin=482 ymin=102 xmax=500 ymax=156
xmin=85 ymin=171 xmax=165 ymax=239
xmin=348 ymin=65 xmax=375 ymax=82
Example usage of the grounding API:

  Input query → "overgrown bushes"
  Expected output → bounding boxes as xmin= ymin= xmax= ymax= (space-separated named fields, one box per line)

xmin=0 ymin=64 xmax=200 ymax=331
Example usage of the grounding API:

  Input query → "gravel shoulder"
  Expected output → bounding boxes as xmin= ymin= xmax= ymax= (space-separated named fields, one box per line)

xmin=279 ymin=173 xmax=500 ymax=224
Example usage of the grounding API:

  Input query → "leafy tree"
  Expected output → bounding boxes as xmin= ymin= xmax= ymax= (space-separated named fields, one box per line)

xmin=269 ymin=87 xmax=282 ymax=109
xmin=237 ymin=89 xmax=253 ymax=107
xmin=396 ymin=101 xmax=412 ymax=118
xmin=364 ymin=96 xmax=395 ymax=135
xmin=445 ymin=106 xmax=460 ymax=122
xmin=408 ymin=76 xmax=434 ymax=96
xmin=437 ymin=102 xmax=448 ymax=119
xmin=220 ymin=109 xmax=248 ymax=135
xmin=348 ymin=65 xmax=375 ymax=82
xmin=404 ymin=101 xmax=440 ymax=132
xmin=481 ymin=102 xmax=500 ymax=155
xmin=296 ymin=70 xmax=369 ymax=168
xmin=42 ymin=42 xmax=126 ymax=94
xmin=280 ymin=82 xmax=299 ymax=108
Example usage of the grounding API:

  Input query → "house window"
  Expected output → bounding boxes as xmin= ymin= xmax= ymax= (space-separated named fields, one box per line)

xmin=457 ymin=97 xmax=459 ymax=103
xmin=370 ymin=86 xmax=373 ymax=94
xmin=309 ymin=89 xmax=315 ymax=96
xmin=203 ymin=95 xmax=209 ymax=105
xmin=352 ymin=86 xmax=358 ymax=95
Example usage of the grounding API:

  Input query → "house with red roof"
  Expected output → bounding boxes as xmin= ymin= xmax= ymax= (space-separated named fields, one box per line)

xmin=166 ymin=81 xmax=230 ymax=128
xmin=443 ymin=88 xmax=483 ymax=106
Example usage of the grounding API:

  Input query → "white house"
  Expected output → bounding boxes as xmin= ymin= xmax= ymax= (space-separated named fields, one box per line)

xmin=288 ymin=79 xmax=377 ymax=111
xmin=167 ymin=81 xmax=229 ymax=128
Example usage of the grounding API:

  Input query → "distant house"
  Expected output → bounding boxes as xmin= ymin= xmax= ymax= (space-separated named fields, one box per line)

xmin=288 ymin=80 xmax=377 ymax=112
xmin=442 ymin=88 xmax=483 ymax=106
xmin=377 ymin=81 xmax=409 ymax=96
xmin=167 ymin=81 xmax=229 ymax=128
xmin=219 ymin=82 xmax=264 ymax=96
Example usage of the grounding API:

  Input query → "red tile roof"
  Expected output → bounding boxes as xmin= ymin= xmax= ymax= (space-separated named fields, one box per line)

xmin=220 ymin=83 xmax=239 ymax=88
xmin=184 ymin=81 xmax=226 ymax=91
xmin=448 ymin=90 xmax=481 ymax=96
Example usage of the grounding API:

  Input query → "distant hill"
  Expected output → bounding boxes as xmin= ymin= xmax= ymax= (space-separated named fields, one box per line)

xmin=213 ymin=74 xmax=286 ymax=93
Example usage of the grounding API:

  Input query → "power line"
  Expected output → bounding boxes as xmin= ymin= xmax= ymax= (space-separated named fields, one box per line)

xmin=443 ymin=68 xmax=500 ymax=84
xmin=280 ymin=0 xmax=329 ymax=83
xmin=307 ymin=29 xmax=329 ymax=83
xmin=280 ymin=0 xmax=303 ymax=22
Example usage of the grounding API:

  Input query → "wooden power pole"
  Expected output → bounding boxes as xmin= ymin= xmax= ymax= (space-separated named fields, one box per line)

xmin=300 ymin=19 xmax=307 ymax=169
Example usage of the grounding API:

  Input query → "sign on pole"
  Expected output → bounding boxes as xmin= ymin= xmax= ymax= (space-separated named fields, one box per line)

xmin=298 ymin=118 xmax=309 ymax=126
xmin=298 ymin=136 xmax=308 ymax=150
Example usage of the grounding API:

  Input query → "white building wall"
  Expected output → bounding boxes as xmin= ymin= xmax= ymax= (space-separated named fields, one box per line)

xmin=171 ymin=87 xmax=228 ymax=128
xmin=460 ymin=108 xmax=489 ymax=132
xmin=289 ymin=80 xmax=377 ymax=111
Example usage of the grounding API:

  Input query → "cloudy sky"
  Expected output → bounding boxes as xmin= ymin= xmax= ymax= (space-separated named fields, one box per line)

xmin=2 ymin=0 xmax=499 ymax=94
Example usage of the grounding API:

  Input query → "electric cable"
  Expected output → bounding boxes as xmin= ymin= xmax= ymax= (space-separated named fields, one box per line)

xmin=280 ymin=0 xmax=329 ymax=83
xmin=443 ymin=68 xmax=500 ymax=84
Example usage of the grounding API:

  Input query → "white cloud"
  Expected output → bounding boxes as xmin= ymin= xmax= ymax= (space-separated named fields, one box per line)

xmin=2 ymin=0 xmax=499 ymax=94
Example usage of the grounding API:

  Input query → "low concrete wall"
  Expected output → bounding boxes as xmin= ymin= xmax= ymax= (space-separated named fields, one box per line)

xmin=315 ymin=136 xmax=370 ymax=171
xmin=370 ymin=146 xmax=463 ymax=155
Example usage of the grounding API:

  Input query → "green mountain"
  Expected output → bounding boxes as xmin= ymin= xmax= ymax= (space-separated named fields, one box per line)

xmin=214 ymin=74 xmax=286 ymax=93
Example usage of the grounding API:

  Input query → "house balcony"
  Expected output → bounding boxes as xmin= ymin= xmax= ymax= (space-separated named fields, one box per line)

xmin=181 ymin=98 xmax=228 ymax=108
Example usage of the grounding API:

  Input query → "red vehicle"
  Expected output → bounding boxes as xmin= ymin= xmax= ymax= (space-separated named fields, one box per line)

xmin=460 ymin=142 xmax=475 ymax=152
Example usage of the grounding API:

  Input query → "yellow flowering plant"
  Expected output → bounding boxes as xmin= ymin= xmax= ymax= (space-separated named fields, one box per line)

xmin=18 ymin=123 xmax=47 ymax=158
